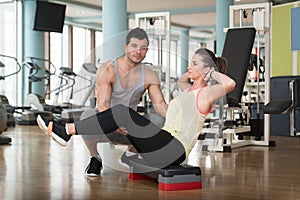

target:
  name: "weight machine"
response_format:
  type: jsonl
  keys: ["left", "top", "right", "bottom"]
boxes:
{"left": 135, "top": 12, "right": 172, "bottom": 105}
{"left": 199, "top": 3, "right": 274, "bottom": 152}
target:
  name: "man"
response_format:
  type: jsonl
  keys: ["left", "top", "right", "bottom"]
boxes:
{"left": 81, "top": 27, "right": 168, "bottom": 176}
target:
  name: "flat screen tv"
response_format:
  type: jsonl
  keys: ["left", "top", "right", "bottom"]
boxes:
{"left": 33, "top": 1, "right": 66, "bottom": 33}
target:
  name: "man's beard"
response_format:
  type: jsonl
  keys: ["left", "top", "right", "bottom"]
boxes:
{"left": 128, "top": 55, "right": 144, "bottom": 65}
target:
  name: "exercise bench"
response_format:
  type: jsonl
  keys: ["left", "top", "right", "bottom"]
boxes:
{"left": 263, "top": 77, "right": 300, "bottom": 136}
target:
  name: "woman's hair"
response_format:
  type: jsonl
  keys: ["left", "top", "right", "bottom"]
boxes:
{"left": 195, "top": 48, "right": 227, "bottom": 73}
{"left": 126, "top": 27, "right": 149, "bottom": 46}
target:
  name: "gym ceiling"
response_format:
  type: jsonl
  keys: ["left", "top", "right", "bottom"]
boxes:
{"left": 50, "top": 0, "right": 299, "bottom": 33}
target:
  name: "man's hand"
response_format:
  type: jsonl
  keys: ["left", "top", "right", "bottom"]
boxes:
{"left": 116, "top": 127, "right": 128, "bottom": 135}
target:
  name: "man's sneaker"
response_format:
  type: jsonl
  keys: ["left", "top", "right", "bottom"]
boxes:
{"left": 37, "top": 115, "right": 71, "bottom": 146}
{"left": 119, "top": 151, "right": 139, "bottom": 169}
{"left": 85, "top": 157, "right": 103, "bottom": 176}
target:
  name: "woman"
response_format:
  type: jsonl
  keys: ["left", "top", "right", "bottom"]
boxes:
{"left": 37, "top": 48, "right": 235, "bottom": 168}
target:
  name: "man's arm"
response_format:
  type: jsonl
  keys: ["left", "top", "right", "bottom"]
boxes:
{"left": 95, "top": 61, "right": 115, "bottom": 112}
{"left": 95, "top": 60, "right": 128, "bottom": 135}
{"left": 145, "top": 67, "right": 168, "bottom": 117}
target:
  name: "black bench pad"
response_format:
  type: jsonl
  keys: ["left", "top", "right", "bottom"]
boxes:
{"left": 263, "top": 100, "right": 292, "bottom": 114}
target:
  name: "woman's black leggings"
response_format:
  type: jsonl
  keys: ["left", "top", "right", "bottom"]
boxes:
{"left": 75, "top": 104, "right": 186, "bottom": 168}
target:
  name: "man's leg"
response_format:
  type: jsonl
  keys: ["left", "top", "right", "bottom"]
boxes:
{"left": 81, "top": 135, "right": 103, "bottom": 176}
{"left": 80, "top": 109, "right": 108, "bottom": 176}
{"left": 143, "top": 113, "right": 165, "bottom": 128}
{"left": 80, "top": 108, "right": 134, "bottom": 176}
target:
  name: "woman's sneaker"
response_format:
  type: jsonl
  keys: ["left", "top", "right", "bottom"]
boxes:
{"left": 37, "top": 115, "right": 71, "bottom": 146}
{"left": 119, "top": 152, "right": 139, "bottom": 169}
{"left": 37, "top": 115, "right": 50, "bottom": 135}
{"left": 51, "top": 122, "right": 72, "bottom": 146}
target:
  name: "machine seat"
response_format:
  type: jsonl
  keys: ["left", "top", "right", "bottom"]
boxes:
{"left": 263, "top": 100, "right": 292, "bottom": 114}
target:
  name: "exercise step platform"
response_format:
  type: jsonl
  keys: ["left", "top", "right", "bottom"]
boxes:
{"left": 128, "top": 159, "right": 202, "bottom": 191}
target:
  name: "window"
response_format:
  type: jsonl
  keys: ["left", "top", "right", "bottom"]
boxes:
{"left": 49, "top": 25, "right": 69, "bottom": 103}
{"left": 73, "top": 27, "right": 91, "bottom": 73}
{"left": 0, "top": 1, "right": 21, "bottom": 106}
{"left": 95, "top": 31, "right": 103, "bottom": 66}
{"left": 49, "top": 26, "right": 95, "bottom": 106}
{"left": 72, "top": 27, "right": 92, "bottom": 105}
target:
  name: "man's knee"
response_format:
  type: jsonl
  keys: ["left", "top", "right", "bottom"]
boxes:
{"left": 111, "top": 105, "right": 133, "bottom": 120}
{"left": 112, "top": 104, "right": 128, "bottom": 111}
{"left": 144, "top": 113, "right": 165, "bottom": 128}
{"left": 80, "top": 108, "right": 97, "bottom": 120}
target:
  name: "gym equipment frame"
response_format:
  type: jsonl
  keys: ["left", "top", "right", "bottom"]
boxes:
{"left": 200, "top": 3, "right": 274, "bottom": 152}
{"left": 135, "top": 12, "right": 171, "bottom": 103}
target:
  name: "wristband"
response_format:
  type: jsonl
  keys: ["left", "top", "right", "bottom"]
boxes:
{"left": 208, "top": 68, "right": 215, "bottom": 79}
{"left": 210, "top": 69, "right": 215, "bottom": 79}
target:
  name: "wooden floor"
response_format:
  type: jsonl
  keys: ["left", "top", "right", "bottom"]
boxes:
{"left": 1, "top": 125, "right": 300, "bottom": 200}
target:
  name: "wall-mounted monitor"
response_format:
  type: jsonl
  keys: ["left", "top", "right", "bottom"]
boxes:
{"left": 33, "top": 1, "right": 66, "bottom": 33}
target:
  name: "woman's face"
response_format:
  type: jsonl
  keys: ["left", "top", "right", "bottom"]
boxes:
{"left": 187, "top": 53, "right": 210, "bottom": 80}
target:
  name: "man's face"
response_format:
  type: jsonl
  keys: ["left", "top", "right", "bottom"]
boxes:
{"left": 125, "top": 38, "right": 148, "bottom": 64}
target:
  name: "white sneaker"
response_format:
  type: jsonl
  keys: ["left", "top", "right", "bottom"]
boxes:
{"left": 37, "top": 115, "right": 71, "bottom": 146}
{"left": 36, "top": 115, "right": 50, "bottom": 136}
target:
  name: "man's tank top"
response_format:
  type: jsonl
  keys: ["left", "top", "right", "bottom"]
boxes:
{"left": 110, "top": 59, "right": 145, "bottom": 111}
{"left": 162, "top": 88, "right": 207, "bottom": 156}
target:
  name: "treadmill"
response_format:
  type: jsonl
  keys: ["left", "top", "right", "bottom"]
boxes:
{"left": 0, "top": 56, "right": 54, "bottom": 125}
{"left": 60, "top": 63, "right": 98, "bottom": 122}
{"left": 22, "top": 58, "right": 96, "bottom": 123}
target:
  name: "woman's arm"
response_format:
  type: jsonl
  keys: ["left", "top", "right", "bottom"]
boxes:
{"left": 197, "top": 70, "right": 236, "bottom": 114}
{"left": 209, "top": 70, "right": 236, "bottom": 96}
{"left": 178, "top": 72, "right": 192, "bottom": 91}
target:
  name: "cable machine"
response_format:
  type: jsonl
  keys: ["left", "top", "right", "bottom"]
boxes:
{"left": 135, "top": 12, "right": 171, "bottom": 104}
{"left": 200, "top": 3, "right": 274, "bottom": 152}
